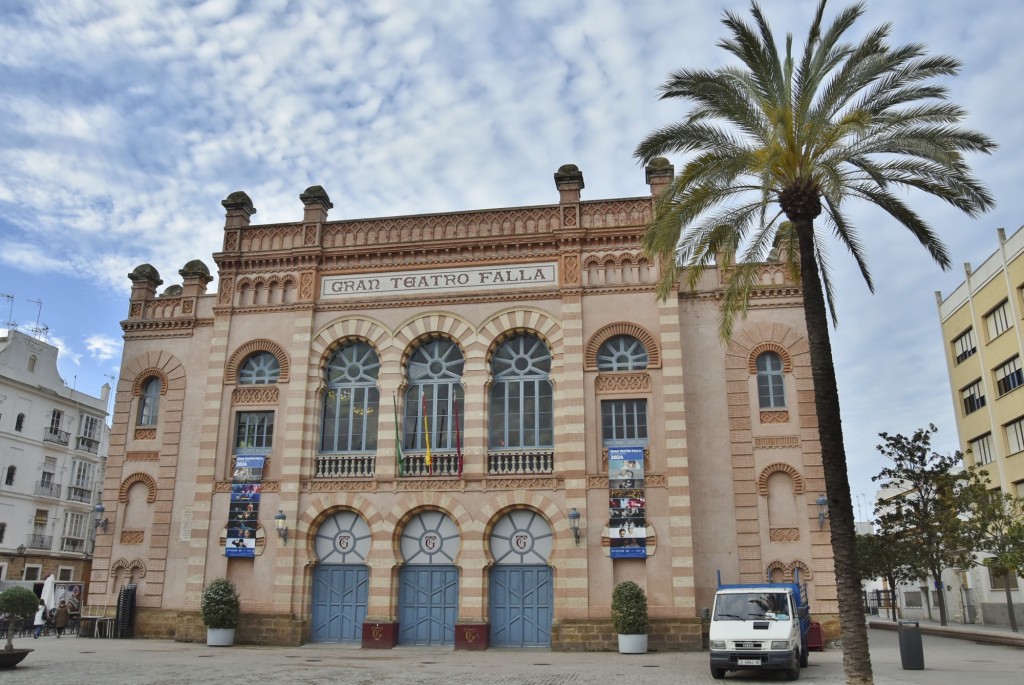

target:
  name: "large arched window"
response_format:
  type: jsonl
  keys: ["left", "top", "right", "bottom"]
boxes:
{"left": 321, "top": 342, "right": 380, "bottom": 452}
{"left": 239, "top": 352, "right": 280, "bottom": 385}
{"left": 404, "top": 339, "right": 464, "bottom": 451}
{"left": 596, "top": 335, "right": 648, "bottom": 371}
{"left": 489, "top": 334, "right": 553, "bottom": 449}
{"left": 137, "top": 377, "right": 161, "bottom": 426}
{"left": 757, "top": 352, "right": 786, "bottom": 408}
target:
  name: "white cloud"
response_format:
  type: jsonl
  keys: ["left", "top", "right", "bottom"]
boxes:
{"left": 85, "top": 334, "right": 122, "bottom": 361}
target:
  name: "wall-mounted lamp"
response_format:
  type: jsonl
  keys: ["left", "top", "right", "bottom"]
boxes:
{"left": 274, "top": 510, "right": 288, "bottom": 544}
{"left": 5, "top": 544, "right": 26, "bottom": 561}
{"left": 816, "top": 494, "right": 829, "bottom": 529}
{"left": 94, "top": 503, "right": 109, "bottom": 533}
{"left": 568, "top": 507, "right": 581, "bottom": 546}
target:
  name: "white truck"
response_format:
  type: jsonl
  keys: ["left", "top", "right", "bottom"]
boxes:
{"left": 708, "top": 578, "right": 811, "bottom": 680}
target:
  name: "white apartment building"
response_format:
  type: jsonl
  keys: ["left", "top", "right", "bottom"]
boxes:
{"left": 0, "top": 329, "right": 109, "bottom": 588}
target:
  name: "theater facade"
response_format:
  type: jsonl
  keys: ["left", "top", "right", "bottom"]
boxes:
{"left": 90, "top": 160, "right": 837, "bottom": 649}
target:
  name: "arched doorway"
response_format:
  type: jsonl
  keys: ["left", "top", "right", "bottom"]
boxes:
{"left": 397, "top": 510, "right": 461, "bottom": 645}
{"left": 310, "top": 510, "right": 371, "bottom": 643}
{"left": 488, "top": 508, "right": 553, "bottom": 647}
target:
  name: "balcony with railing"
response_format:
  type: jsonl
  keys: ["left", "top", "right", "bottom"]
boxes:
{"left": 61, "top": 537, "right": 87, "bottom": 553}
{"left": 76, "top": 436, "right": 100, "bottom": 454}
{"left": 35, "top": 481, "right": 62, "bottom": 498}
{"left": 487, "top": 449, "right": 555, "bottom": 475}
{"left": 314, "top": 453, "right": 376, "bottom": 479}
{"left": 43, "top": 428, "right": 71, "bottom": 446}
{"left": 399, "top": 451, "right": 461, "bottom": 477}
{"left": 66, "top": 486, "right": 93, "bottom": 503}
{"left": 28, "top": 533, "right": 53, "bottom": 550}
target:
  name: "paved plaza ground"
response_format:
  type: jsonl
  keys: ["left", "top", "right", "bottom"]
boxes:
{"left": 3, "top": 624, "right": 1021, "bottom": 685}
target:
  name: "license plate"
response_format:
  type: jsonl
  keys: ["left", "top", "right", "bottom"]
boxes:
{"left": 738, "top": 659, "right": 761, "bottom": 666}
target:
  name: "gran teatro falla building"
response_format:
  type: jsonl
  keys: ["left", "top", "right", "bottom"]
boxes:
{"left": 90, "top": 160, "right": 837, "bottom": 648}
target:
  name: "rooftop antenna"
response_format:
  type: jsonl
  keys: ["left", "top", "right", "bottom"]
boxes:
{"left": 26, "top": 298, "right": 48, "bottom": 341}
{"left": 0, "top": 292, "right": 15, "bottom": 330}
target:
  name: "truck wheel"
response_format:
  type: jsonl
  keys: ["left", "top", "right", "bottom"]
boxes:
{"left": 799, "top": 642, "right": 809, "bottom": 667}
{"left": 710, "top": 666, "right": 726, "bottom": 680}
{"left": 786, "top": 650, "right": 801, "bottom": 681}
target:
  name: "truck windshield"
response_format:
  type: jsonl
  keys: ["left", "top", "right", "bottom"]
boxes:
{"left": 714, "top": 592, "right": 791, "bottom": 621}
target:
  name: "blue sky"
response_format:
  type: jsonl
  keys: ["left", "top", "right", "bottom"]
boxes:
{"left": 2, "top": 0, "right": 1023, "bottom": 516}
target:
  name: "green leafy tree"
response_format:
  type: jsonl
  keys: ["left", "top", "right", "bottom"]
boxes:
{"left": 633, "top": 2, "right": 995, "bottom": 682}
{"left": 856, "top": 531, "right": 911, "bottom": 620}
{"left": 873, "top": 425, "right": 989, "bottom": 627}
{"left": 969, "top": 491, "right": 1024, "bottom": 632}
{"left": 0, "top": 586, "right": 42, "bottom": 650}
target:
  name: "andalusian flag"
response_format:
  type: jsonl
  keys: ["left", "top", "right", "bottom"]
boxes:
{"left": 421, "top": 390, "right": 432, "bottom": 471}
{"left": 393, "top": 394, "right": 403, "bottom": 476}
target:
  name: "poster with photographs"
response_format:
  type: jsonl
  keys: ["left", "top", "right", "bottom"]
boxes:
{"left": 226, "top": 454, "right": 264, "bottom": 557}
{"left": 609, "top": 446, "right": 646, "bottom": 559}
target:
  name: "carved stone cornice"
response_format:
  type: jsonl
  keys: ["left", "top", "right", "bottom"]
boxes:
{"left": 595, "top": 373, "right": 651, "bottom": 394}
{"left": 482, "top": 476, "right": 560, "bottom": 490}
{"left": 301, "top": 480, "right": 377, "bottom": 493}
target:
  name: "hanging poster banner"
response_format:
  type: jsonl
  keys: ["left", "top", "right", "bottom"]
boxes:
{"left": 609, "top": 446, "right": 646, "bottom": 559}
{"left": 226, "top": 454, "right": 264, "bottom": 557}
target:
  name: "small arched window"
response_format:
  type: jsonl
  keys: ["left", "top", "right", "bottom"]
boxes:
{"left": 15, "top": 413, "right": 25, "bottom": 432}
{"left": 4, "top": 465, "right": 15, "bottom": 486}
{"left": 238, "top": 352, "right": 281, "bottom": 385}
{"left": 137, "top": 377, "right": 161, "bottom": 426}
{"left": 756, "top": 352, "right": 786, "bottom": 408}
{"left": 597, "top": 335, "right": 648, "bottom": 371}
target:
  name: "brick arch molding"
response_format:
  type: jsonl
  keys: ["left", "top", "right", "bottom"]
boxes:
{"left": 118, "top": 472, "right": 158, "bottom": 504}
{"left": 224, "top": 339, "right": 291, "bottom": 384}
{"left": 747, "top": 342, "right": 793, "bottom": 374}
{"left": 131, "top": 368, "right": 169, "bottom": 396}
{"left": 585, "top": 322, "right": 662, "bottom": 370}
{"left": 757, "top": 462, "right": 806, "bottom": 496}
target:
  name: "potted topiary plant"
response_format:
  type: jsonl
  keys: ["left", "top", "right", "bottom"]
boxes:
{"left": 0, "top": 586, "right": 40, "bottom": 667}
{"left": 611, "top": 580, "right": 648, "bottom": 654}
{"left": 200, "top": 577, "right": 240, "bottom": 646}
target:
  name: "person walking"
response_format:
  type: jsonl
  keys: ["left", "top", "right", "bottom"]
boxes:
{"left": 33, "top": 600, "right": 46, "bottom": 638}
{"left": 54, "top": 600, "right": 70, "bottom": 638}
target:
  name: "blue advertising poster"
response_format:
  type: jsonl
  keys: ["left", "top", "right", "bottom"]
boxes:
{"left": 609, "top": 446, "right": 646, "bottom": 559}
{"left": 226, "top": 454, "right": 265, "bottom": 558}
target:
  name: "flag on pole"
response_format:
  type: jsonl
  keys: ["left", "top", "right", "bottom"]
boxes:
{"left": 393, "top": 393, "right": 403, "bottom": 476}
{"left": 454, "top": 397, "right": 463, "bottom": 478}
{"left": 421, "top": 390, "right": 432, "bottom": 471}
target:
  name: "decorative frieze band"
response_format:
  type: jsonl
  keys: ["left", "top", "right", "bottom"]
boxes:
{"left": 125, "top": 451, "right": 160, "bottom": 461}
{"left": 232, "top": 386, "right": 280, "bottom": 405}
{"left": 753, "top": 435, "right": 801, "bottom": 449}
{"left": 595, "top": 373, "right": 651, "bottom": 394}
{"left": 120, "top": 530, "right": 145, "bottom": 544}
{"left": 759, "top": 410, "right": 790, "bottom": 424}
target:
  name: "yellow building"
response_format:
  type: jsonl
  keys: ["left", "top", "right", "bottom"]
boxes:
{"left": 89, "top": 161, "right": 836, "bottom": 649}
{"left": 936, "top": 226, "right": 1024, "bottom": 496}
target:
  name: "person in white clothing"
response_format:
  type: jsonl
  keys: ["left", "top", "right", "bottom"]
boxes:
{"left": 33, "top": 601, "right": 47, "bottom": 638}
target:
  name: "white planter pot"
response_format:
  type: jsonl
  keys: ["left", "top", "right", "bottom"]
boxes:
{"left": 206, "top": 628, "right": 235, "bottom": 646}
{"left": 617, "top": 633, "right": 648, "bottom": 654}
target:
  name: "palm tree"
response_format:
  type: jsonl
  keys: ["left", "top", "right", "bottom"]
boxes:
{"left": 634, "top": 2, "right": 995, "bottom": 683}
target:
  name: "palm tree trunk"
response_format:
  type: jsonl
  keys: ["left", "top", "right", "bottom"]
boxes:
{"left": 795, "top": 218, "right": 873, "bottom": 685}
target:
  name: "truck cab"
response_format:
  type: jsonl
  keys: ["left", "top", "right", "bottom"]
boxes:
{"left": 708, "top": 582, "right": 810, "bottom": 680}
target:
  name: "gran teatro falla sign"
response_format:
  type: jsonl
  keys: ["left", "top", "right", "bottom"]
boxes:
{"left": 321, "top": 262, "right": 558, "bottom": 298}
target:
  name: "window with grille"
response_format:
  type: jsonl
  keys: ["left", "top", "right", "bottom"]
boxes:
{"left": 953, "top": 328, "right": 977, "bottom": 364}
{"left": 989, "top": 567, "right": 1019, "bottom": 590}
{"left": 995, "top": 357, "right": 1023, "bottom": 396}
{"left": 137, "top": 376, "right": 161, "bottom": 426}
{"left": 756, "top": 352, "right": 786, "bottom": 408}
{"left": 239, "top": 352, "right": 280, "bottom": 384}
{"left": 985, "top": 300, "right": 1011, "bottom": 340}
{"left": 961, "top": 380, "right": 986, "bottom": 415}
{"left": 596, "top": 335, "right": 648, "bottom": 371}
{"left": 320, "top": 342, "right": 380, "bottom": 453}
{"left": 489, "top": 334, "right": 553, "bottom": 448}
{"left": 1006, "top": 417, "right": 1024, "bottom": 454}
{"left": 404, "top": 339, "right": 464, "bottom": 452}
{"left": 235, "top": 411, "right": 274, "bottom": 450}
{"left": 970, "top": 433, "right": 994, "bottom": 466}
{"left": 601, "top": 399, "right": 648, "bottom": 447}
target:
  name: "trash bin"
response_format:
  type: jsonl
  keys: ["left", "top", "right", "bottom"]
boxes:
{"left": 897, "top": 620, "right": 924, "bottom": 670}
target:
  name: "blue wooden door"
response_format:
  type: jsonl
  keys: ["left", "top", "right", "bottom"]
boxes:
{"left": 311, "top": 564, "right": 368, "bottom": 643}
{"left": 489, "top": 565, "right": 552, "bottom": 647}
{"left": 398, "top": 565, "right": 458, "bottom": 645}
